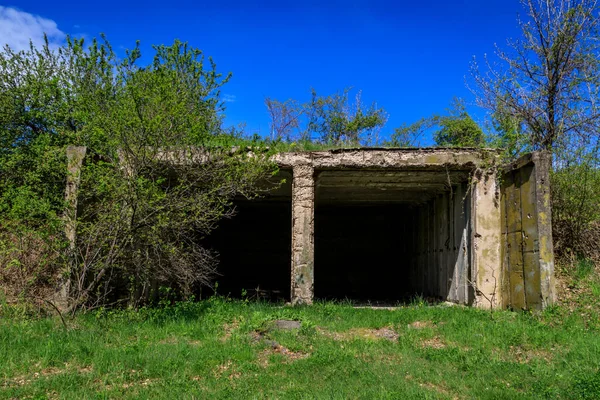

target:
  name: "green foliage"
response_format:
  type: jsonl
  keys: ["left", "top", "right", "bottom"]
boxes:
{"left": 388, "top": 118, "right": 433, "bottom": 147}
{"left": 470, "top": 0, "right": 600, "bottom": 152}
{"left": 551, "top": 161, "right": 600, "bottom": 262}
{"left": 265, "top": 88, "right": 387, "bottom": 146}
{"left": 468, "top": 1, "right": 600, "bottom": 265}
{"left": 307, "top": 88, "right": 387, "bottom": 145}
{"left": 573, "top": 370, "right": 600, "bottom": 399}
{"left": 488, "top": 100, "right": 531, "bottom": 161}
{"left": 0, "top": 36, "right": 275, "bottom": 309}
{"left": 432, "top": 99, "right": 485, "bottom": 147}
{"left": 389, "top": 98, "right": 485, "bottom": 148}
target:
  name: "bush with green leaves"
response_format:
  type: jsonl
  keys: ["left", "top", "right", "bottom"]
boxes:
{"left": 0, "top": 36, "right": 275, "bottom": 311}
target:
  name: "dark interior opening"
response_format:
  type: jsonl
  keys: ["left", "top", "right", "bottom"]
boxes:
{"left": 314, "top": 204, "right": 415, "bottom": 301}
{"left": 203, "top": 171, "right": 292, "bottom": 301}
{"left": 314, "top": 169, "right": 472, "bottom": 304}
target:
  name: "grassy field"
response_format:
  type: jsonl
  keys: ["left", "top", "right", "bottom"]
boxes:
{"left": 2, "top": 261, "right": 600, "bottom": 400}
{"left": 2, "top": 289, "right": 600, "bottom": 400}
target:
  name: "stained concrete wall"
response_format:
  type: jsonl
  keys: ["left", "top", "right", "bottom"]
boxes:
{"left": 408, "top": 183, "right": 472, "bottom": 303}
{"left": 282, "top": 149, "right": 503, "bottom": 307}
{"left": 471, "top": 167, "right": 503, "bottom": 309}
{"left": 500, "top": 152, "right": 555, "bottom": 310}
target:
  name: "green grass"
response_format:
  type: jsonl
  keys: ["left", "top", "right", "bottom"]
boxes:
{"left": 1, "top": 297, "right": 600, "bottom": 400}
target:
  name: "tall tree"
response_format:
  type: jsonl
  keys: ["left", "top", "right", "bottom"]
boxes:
{"left": 470, "top": 0, "right": 600, "bottom": 152}
{"left": 265, "top": 88, "right": 387, "bottom": 146}
{"left": 470, "top": 0, "right": 600, "bottom": 261}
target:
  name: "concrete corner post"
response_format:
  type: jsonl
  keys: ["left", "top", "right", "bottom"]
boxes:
{"left": 471, "top": 167, "right": 503, "bottom": 309}
{"left": 290, "top": 165, "right": 315, "bottom": 305}
{"left": 532, "top": 152, "right": 556, "bottom": 308}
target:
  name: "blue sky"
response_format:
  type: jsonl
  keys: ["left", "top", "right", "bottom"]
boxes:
{"left": 2, "top": 1, "right": 524, "bottom": 141}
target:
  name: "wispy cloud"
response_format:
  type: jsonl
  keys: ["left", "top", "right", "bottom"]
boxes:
{"left": 0, "top": 6, "right": 65, "bottom": 52}
{"left": 223, "top": 94, "right": 237, "bottom": 103}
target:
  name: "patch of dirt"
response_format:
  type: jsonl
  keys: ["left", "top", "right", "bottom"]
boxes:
{"left": 256, "top": 345, "right": 310, "bottom": 368}
{"left": 220, "top": 318, "right": 240, "bottom": 342}
{"left": 250, "top": 330, "right": 310, "bottom": 367}
{"left": 419, "top": 381, "right": 460, "bottom": 399}
{"left": 408, "top": 320, "right": 435, "bottom": 329}
{"left": 421, "top": 336, "right": 446, "bottom": 349}
{"left": 405, "top": 374, "right": 461, "bottom": 400}
{"left": 508, "top": 345, "right": 554, "bottom": 364}
{"left": 213, "top": 360, "right": 242, "bottom": 381}
{"left": 359, "top": 352, "right": 403, "bottom": 365}
{"left": 158, "top": 336, "right": 178, "bottom": 344}
{"left": 2, "top": 363, "right": 93, "bottom": 388}
{"left": 121, "top": 378, "right": 156, "bottom": 389}
{"left": 316, "top": 327, "right": 399, "bottom": 341}
{"left": 78, "top": 365, "right": 94, "bottom": 374}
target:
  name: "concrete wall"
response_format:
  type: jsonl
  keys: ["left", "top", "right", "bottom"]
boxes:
{"left": 500, "top": 152, "right": 555, "bottom": 310}
{"left": 408, "top": 183, "right": 472, "bottom": 304}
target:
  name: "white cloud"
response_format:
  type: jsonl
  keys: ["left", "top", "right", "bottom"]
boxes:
{"left": 223, "top": 94, "right": 236, "bottom": 103}
{"left": 0, "top": 6, "right": 65, "bottom": 52}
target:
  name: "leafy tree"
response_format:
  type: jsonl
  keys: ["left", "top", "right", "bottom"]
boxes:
{"left": 0, "top": 37, "right": 274, "bottom": 310}
{"left": 432, "top": 99, "right": 485, "bottom": 147}
{"left": 388, "top": 98, "right": 484, "bottom": 148}
{"left": 265, "top": 88, "right": 387, "bottom": 146}
{"left": 388, "top": 117, "right": 434, "bottom": 147}
{"left": 470, "top": 0, "right": 600, "bottom": 261}
{"left": 470, "top": 0, "right": 600, "bottom": 152}
{"left": 307, "top": 88, "right": 387, "bottom": 145}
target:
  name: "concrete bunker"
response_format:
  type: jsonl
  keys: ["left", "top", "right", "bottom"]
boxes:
{"left": 64, "top": 147, "right": 556, "bottom": 310}
{"left": 275, "top": 148, "right": 556, "bottom": 310}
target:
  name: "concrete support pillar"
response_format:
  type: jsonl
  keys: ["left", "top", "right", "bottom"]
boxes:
{"left": 58, "top": 145, "right": 87, "bottom": 309}
{"left": 471, "top": 168, "right": 502, "bottom": 309}
{"left": 290, "top": 165, "right": 315, "bottom": 305}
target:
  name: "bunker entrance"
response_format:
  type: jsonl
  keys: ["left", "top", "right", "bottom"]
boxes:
{"left": 204, "top": 170, "right": 292, "bottom": 301}
{"left": 314, "top": 169, "right": 473, "bottom": 304}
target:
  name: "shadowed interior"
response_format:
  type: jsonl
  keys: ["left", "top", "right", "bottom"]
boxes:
{"left": 314, "top": 169, "right": 472, "bottom": 303}
{"left": 204, "top": 171, "right": 292, "bottom": 301}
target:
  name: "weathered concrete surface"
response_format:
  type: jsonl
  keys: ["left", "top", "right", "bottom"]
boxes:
{"left": 58, "top": 146, "right": 87, "bottom": 309}
{"left": 290, "top": 165, "right": 315, "bottom": 305}
{"left": 275, "top": 148, "right": 495, "bottom": 170}
{"left": 500, "top": 152, "right": 555, "bottom": 310}
{"left": 471, "top": 167, "right": 503, "bottom": 309}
